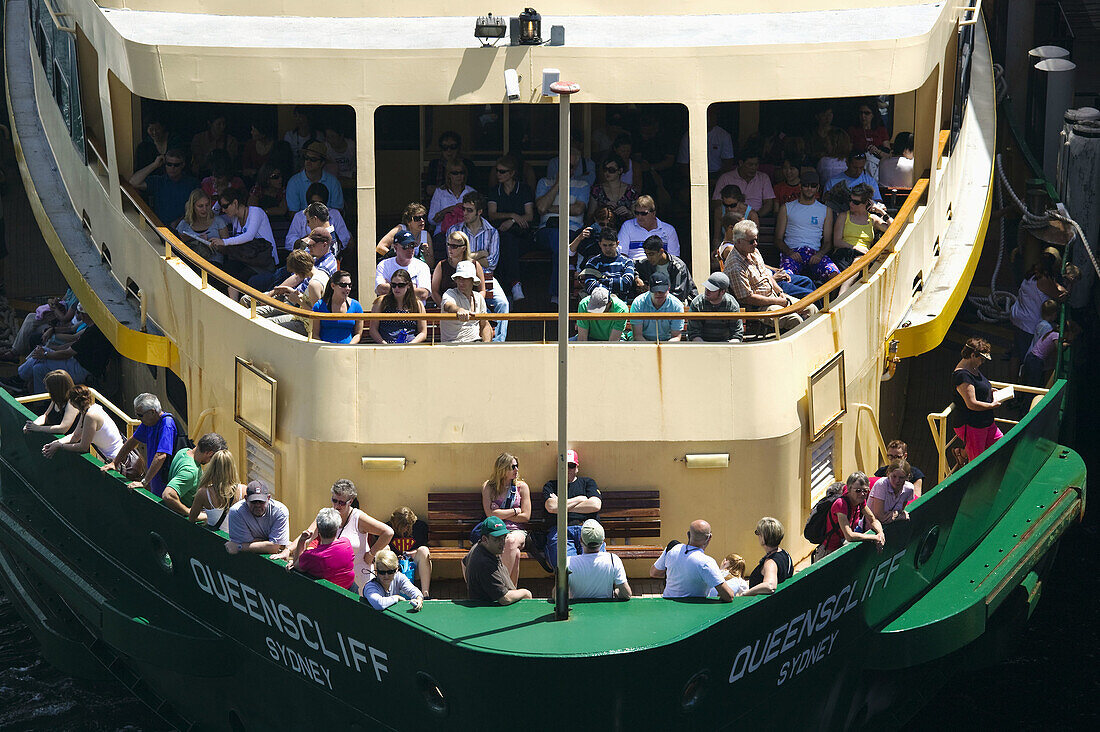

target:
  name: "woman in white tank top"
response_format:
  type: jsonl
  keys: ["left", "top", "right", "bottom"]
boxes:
{"left": 189, "top": 450, "right": 245, "bottom": 531}
{"left": 40, "top": 385, "right": 126, "bottom": 462}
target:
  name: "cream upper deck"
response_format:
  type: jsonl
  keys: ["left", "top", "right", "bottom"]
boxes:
{"left": 99, "top": 6, "right": 944, "bottom": 50}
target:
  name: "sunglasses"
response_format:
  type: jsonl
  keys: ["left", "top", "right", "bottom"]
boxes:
{"left": 397, "top": 242, "right": 416, "bottom": 250}
{"left": 448, "top": 171, "right": 466, "bottom": 176}
{"left": 335, "top": 281, "right": 353, "bottom": 289}
{"left": 165, "top": 161, "right": 184, "bottom": 168}
{"left": 446, "top": 242, "right": 465, "bottom": 250}
{"left": 511, "top": 462, "right": 519, "bottom": 470}
{"left": 850, "top": 199, "right": 867, "bottom": 205}
{"left": 376, "top": 568, "right": 397, "bottom": 576}
{"left": 604, "top": 167, "right": 620, "bottom": 174}
{"left": 304, "top": 155, "right": 324, "bottom": 163}
{"left": 411, "top": 215, "right": 426, "bottom": 222}
{"left": 269, "top": 172, "right": 283, "bottom": 179}
{"left": 331, "top": 496, "right": 349, "bottom": 507}
{"left": 496, "top": 168, "right": 512, "bottom": 175}
{"left": 440, "top": 143, "right": 458, "bottom": 151}
{"left": 634, "top": 209, "right": 654, "bottom": 215}
{"left": 391, "top": 282, "right": 410, "bottom": 289}
{"left": 802, "top": 182, "right": 818, "bottom": 188}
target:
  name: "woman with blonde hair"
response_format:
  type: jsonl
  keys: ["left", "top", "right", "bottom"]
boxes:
{"left": 176, "top": 189, "right": 227, "bottom": 260}
{"left": 23, "top": 369, "right": 77, "bottom": 435}
{"left": 430, "top": 230, "right": 486, "bottom": 306}
{"left": 188, "top": 449, "right": 244, "bottom": 531}
{"left": 362, "top": 548, "right": 423, "bottom": 611}
{"left": 743, "top": 516, "right": 795, "bottom": 596}
{"left": 387, "top": 506, "right": 432, "bottom": 597}
{"left": 480, "top": 452, "right": 532, "bottom": 585}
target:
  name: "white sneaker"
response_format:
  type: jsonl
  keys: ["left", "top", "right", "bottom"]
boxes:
{"left": 511, "top": 282, "right": 526, "bottom": 302}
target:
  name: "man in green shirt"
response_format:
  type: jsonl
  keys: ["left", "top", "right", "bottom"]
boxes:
{"left": 161, "top": 432, "right": 228, "bottom": 516}
{"left": 576, "top": 287, "right": 628, "bottom": 342}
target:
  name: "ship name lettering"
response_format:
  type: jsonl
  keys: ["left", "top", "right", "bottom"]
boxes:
{"left": 728, "top": 549, "right": 906, "bottom": 686}
{"left": 191, "top": 558, "right": 387, "bottom": 684}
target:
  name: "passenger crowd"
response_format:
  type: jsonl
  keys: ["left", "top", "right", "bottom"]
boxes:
{"left": 121, "top": 100, "right": 915, "bottom": 344}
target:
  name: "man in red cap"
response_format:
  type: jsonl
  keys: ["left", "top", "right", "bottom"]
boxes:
{"left": 542, "top": 449, "right": 603, "bottom": 563}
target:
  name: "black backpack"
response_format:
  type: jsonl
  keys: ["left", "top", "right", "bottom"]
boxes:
{"left": 154, "top": 412, "right": 193, "bottom": 486}
{"left": 803, "top": 483, "right": 845, "bottom": 544}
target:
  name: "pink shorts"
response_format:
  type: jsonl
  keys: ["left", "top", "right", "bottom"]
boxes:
{"left": 954, "top": 424, "right": 1003, "bottom": 460}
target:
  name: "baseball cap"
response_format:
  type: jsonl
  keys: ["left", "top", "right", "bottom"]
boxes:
{"left": 587, "top": 287, "right": 610, "bottom": 313}
{"left": 580, "top": 519, "right": 605, "bottom": 547}
{"left": 703, "top": 272, "right": 730, "bottom": 293}
{"left": 566, "top": 449, "right": 579, "bottom": 466}
{"left": 480, "top": 516, "right": 510, "bottom": 537}
{"left": 394, "top": 230, "right": 416, "bottom": 249}
{"left": 800, "top": 169, "right": 820, "bottom": 186}
{"left": 648, "top": 272, "right": 670, "bottom": 293}
{"left": 303, "top": 140, "right": 328, "bottom": 160}
{"left": 245, "top": 481, "right": 271, "bottom": 503}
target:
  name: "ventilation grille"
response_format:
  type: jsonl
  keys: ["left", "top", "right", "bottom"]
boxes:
{"left": 809, "top": 431, "right": 838, "bottom": 505}
{"left": 243, "top": 432, "right": 277, "bottom": 493}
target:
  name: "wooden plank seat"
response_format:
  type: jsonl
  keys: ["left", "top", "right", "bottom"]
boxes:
{"left": 427, "top": 490, "right": 663, "bottom": 564}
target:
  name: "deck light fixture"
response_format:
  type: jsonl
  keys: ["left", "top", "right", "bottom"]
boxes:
{"left": 474, "top": 14, "right": 507, "bottom": 46}
{"left": 681, "top": 453, "right": 730, "bottom": 469}
{"left": 361, "top": 457, "right": 408, "bottom": 471}
{"left": 518, "top": 7, "right": 542, "bottom": 45}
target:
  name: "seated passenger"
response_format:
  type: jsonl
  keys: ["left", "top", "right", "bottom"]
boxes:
{"left": 423, "top": 130, "right": 475, "bottom": 201}
{"left": 847, "top": 100, "right": 890, "bottom": 156}
{"left": 129, "top": 148, "right": 198, "bottom": 225}
{"left": 191, "top": 114, "right": 239, "bottom": 177}
{"left": 742, "top": 516, "right": 794, "bottom": 596}
{"left": 725, "top": 220, "right": 818, "bottom": 332}
{"left": 580, "top": 228, "right": 636, "bottom": 301}
{"left": 200, "top": 149, "right": 246, "bottom": 203}
{"left": 649, "top": 520, "right": 735, "bottom": 602}
{"left": 630, "top": 273, "right": 685, "bottom": 342}
{"left": 710, "top": 184, "right": 759, "bottom": 253}
{"left": 286, "top": 141, "right": 344, "bottom": 212}
{"left": 285, "top": 196, "right": 353, "bottom": 262}
{"left": 431, "top": 231, "right": 488, "bottom": 307}
{"left": 560, "top": 519, "right": 632, "bottom": 601}
{"left": 545, "top": 141, "right": 597, "bottom": 187}
{"left": 447, "top": 193, "right": 509, "bottom": 341}
{"left": 462, "top": 517, "right": 534, "bottom": 605}
{"left": 868, "top": 458, "right": 915, "bottom": 525}
{"left": 676, "top": 107, "right": 735, "bottom": 178}
{"left": 687, "top": 272, "right": 743, "bottom": 343}
{"left": 376, "top": 231, "right": 432, "bottom": 303}
{"left": 878, "top": 132, "right": 915, "bottom": 189}
{"left": 812, "top": 472, "right": 885, "bottom": 562}
{"left": 771, "top": 158, "right": 804, "bottom": 206}
{"left": 588, "top": 153, "right": 637, "bottom": 229}
{"left": 576, "top": 286, "right": 628, "bottom": 343}
{"left": 188, "top": 449, "right": 245, "bottom": 531}
{"left": 289, "top": 507, "right": 355, "bottom": 590}
{"left": 100, "top": 393, "right": 178, "bottom": 496}
{"left": 486, "top": 154, "right": 535, "bottom": 302}
{"left": 311, "top": 271, "right": 364, "bottom": 344}
{"left": 387, "top": 507, "right": 432, "bottom": 597}
{"left": 482, "top": 452, "right": 534, "bottom": 585}
{"left": 825, "top": 152, "right": 883, "bottom": 202}
{"left": 242, "top": 122, "right": 276, "bottom": 180}
{"left": 711, "top": 147, "right": 776, "bottom": 217}
{"left": 617, "top": 195, "right": 680, "bottom": 262}
{"left": 160, "top": 432, "right": 229, "bottom": 518}
{"left": 535, "top": 144, "right": 591, "bottom": 301}
{"left": 362, "top": 548, "right": 423, "bottom": 611}
{"left": 874, "top": 439, "right": 924, "bottom": 495}
{"left": 635, "top": 235, "right": 697, "bottom": 303}
{"left": 369, "top": 269, "right": 427, "bottom": 344}
{"left": 133, "top": 117, "right": 183, "bottom": 172}
{"left": 376, "top": 202, "right": 433, "bottom": 268}
{"left": 713, "top": 554, "right": 749, "bottom": 597}
{"left": 23, "top": 369, "right": 77, "bottom": 436}
{"left": 0, "top": 292, "right": 76, "bottom": 364}
{"left": 543, "top": 449, "right": 601, "bottom": 560}
{"left": 176, "top": 190, "right": 227, "bottom": 261}
{"left": 211, "top": 188, "right": 278, "bottom": 293}
{"left": 284, "top": 105, "right": 323, "bottom": 169}
{"left": 571, "top": 206, "right": 613, "bottom": 264}
{"left": 830, "top": 183, "right": 891, "bottom": 270}
{"left": 428, "top": 163, "right": 475, "bottom": 240}
{"left": 225, "top": 481, "right": 290, "bottom": 556}
{"left": 816, "top": 128, "right": 852, "bottom": 186}
{"left": 440, "top": 261, "right": 491, "bottom": 343}
{"left": 323, "top": 123, "right": 356, "bottom": 190}
{"left": 41, "top": 385, "right": 136, "bottom": 472}
{"left": 7, "top": 305, "right": 114, "bottom": 396}
{"left": 252, "top": 248, "right": 329, "bottom": 336}
{"left": 776, "top": 170, "right": 841, "bottom": 283}
{"left": 248, "top": 162, "right": 290, "bottom": 246}
{"left": 716, "top": 214, "right": 815, "bottom": 302}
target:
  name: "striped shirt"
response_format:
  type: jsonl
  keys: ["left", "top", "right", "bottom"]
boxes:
{"left": 449, "top": 218, "right": 500, "bottom": 272}
{"left": 724, "top": 247, "right": 780, "bottom": 306}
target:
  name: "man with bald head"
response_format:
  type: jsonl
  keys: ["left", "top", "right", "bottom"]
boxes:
{"left": 649, "top": 519, "right": 735, "bottom": 601}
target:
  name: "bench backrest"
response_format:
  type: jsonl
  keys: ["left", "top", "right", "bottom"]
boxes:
{"left": 428, "top": 490, "right": 660, "bottom": 545}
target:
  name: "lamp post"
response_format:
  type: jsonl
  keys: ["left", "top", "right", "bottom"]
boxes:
{"left": 550, "top": 79, "right": 579, "bottom": 622}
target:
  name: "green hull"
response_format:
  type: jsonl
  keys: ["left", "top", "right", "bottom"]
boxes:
{"left": 0, "top": 384, "right": 1084, "bottom": 730}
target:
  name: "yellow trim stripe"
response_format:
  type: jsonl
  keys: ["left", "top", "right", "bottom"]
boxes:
{"left": 4, "top": 69, "right": 178, "bottom": 371}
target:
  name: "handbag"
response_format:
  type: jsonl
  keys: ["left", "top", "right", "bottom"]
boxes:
{"left": 222, "top": 239, "right": 275, "bottom": 269}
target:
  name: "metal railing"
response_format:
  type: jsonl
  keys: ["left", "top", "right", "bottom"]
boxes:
{"left": 89, "top": 131, "right": 941, "bottom": 343}
{"left": 926, "top": 380, "right": 1050, "bottom": 482}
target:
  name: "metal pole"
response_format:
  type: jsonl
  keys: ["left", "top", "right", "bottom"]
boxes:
{"left": 551, "top": 80, "right": 579, "bottom": 621}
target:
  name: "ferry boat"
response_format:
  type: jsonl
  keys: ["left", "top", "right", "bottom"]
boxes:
{"left": 0, "top": 0, "right": 1087, "bottom": 729}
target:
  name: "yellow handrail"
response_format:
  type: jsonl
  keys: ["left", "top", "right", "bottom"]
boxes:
{"left": 17, "top": 387, "right": 142, "bottom": 438}
{"left": 852, "top": 402, "right": 888, "bottom": 475}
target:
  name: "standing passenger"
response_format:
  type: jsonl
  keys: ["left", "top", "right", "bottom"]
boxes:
{"left": 813, "top": 472, "right": 885, "bottom": 562}
{"left": 951, "top": 337, "right": 1004, "bottom": 462}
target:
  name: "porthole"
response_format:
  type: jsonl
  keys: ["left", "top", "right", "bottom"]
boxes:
{"left": 680, "top": 670, "right": 710, "bottom": 711}
{"left": 149, "top": 532, "right": 173, "bottom": 575}
{"left": 915, "top": 525, "right": 940, "bottom": 568}
{"left": 416, "top": 671, "right": 448, "bottom": 717}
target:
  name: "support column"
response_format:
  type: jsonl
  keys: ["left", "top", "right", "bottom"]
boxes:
{"left": 98, "top": 62, "right": 122, "bottom": 208}
{"left": 355, "top": 106, "right": 377, "bottom": 285}
{"left": 686, "top": 102, "right": 712, "bottom": 285}
{"left": 913, "top": 65, "right": 942, "bottom": 189}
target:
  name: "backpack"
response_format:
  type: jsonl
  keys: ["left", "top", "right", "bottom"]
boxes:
{"left": 803, "top": 483, "right": 845, "bottom": 544}
{"left": 154, "top": 412, "right": 193, "bottom": 486}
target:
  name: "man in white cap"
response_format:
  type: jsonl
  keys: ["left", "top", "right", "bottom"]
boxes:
{"left": 687, "top": 272, "right": 744, "bottom": 342}
{"left": 543, "top": 449, "right": 602, "bottom": 561}
{"left": 441, "top": 260, "right": 491, "bottom": 343}
{"left": 559, "top": 519, "right": 632, "bottom": 601}
{"left": 225, "top": 481, "right": 290, "bottom": 556}
{"left": 575, "top": 286, "right": 628, "bottom": 342}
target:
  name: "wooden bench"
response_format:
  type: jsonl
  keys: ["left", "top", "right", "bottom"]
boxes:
{"left": 427, "top": 490, "right": 664, "bottom": 565}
